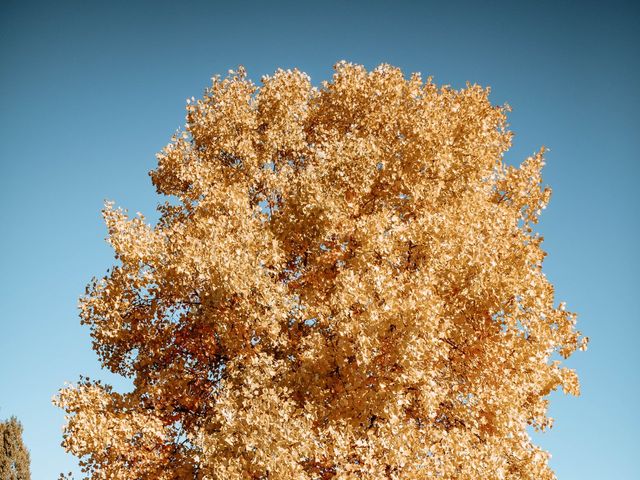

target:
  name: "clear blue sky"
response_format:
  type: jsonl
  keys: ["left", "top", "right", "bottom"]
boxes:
{"left": 1, "top": 0, "right": 637, "bottom": 478}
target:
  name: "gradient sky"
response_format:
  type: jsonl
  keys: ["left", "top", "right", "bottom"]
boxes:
{"left": 1, "top": 1, "right": 638, "bottom": 478}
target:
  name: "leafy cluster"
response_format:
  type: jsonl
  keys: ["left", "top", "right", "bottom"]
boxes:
{"left": 1, "top": 416, "right": 31, "bottom": 480}
{"left": 55, "top": 62, "right": 586, "bottom": 479}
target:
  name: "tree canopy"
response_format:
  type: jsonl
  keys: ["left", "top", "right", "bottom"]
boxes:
{"left": 1, "top": 416, "right": 31, "bottom": 480}
{"left": 55, "top": 62, "right": 586, "bottom": 479}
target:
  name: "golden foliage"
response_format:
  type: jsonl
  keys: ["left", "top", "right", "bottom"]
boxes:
{"left": 55, "top": 62, "right": 586, "bottom": 479}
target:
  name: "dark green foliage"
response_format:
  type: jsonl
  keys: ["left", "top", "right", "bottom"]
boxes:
{"left": 0, "top": 417, "right": 30, "bottom": 480}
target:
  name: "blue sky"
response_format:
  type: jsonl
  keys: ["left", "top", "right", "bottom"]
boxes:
{"left": 0, "top": 0, "right": 638, "bottom": 478}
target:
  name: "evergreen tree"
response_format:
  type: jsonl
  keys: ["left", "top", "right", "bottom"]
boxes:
{"left": 0, "top": 416, "right": 30, "bottom": 480}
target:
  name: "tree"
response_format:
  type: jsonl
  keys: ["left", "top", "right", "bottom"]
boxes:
{"left": 55, "top": 62, "right": 587, "bottom": 479}
{"left": 1, "top": 416, "right": 31, "bottom": 480}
